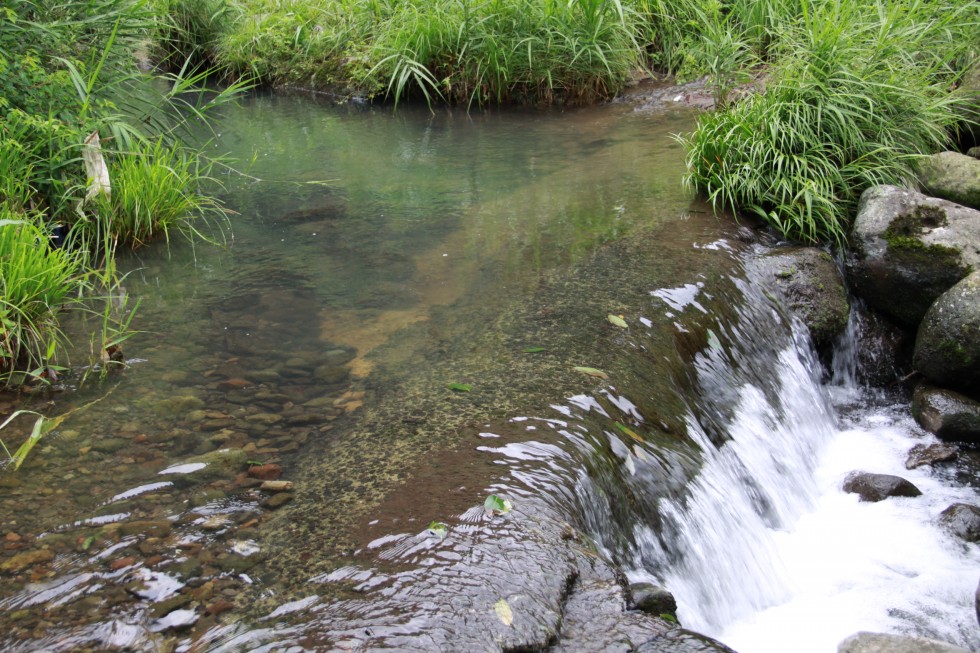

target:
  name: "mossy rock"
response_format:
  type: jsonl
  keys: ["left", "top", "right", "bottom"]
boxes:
{"left": 752, "top": 247, "right": 849, "bottom": 349}
{"left": 846, "top": 185, "right": 979, "bottom": 327}
{"left": 917, "top": 151, "right": 980, "bottom": 211}
{"left": 913, "top": 271, "right": 980, "bottom": 395}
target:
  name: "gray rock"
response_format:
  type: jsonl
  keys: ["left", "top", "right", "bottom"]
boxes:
{"left": 838, "top": 631, "right": 971, "bottom": 653}
{"left": 630, "top": 582, "right": 678, "bottom": 617}
{"left": 913, "top": 272, "right": 980, "bottom": 394}
{"left": 912, "top": 384, "right": 980, "bottom": 443}
{"left": 846, "top": 185, "right": 979, "bottom": 327}
{"left": 968, "top": 147, "right": 980, "bottom": 160}
{"left": 842, "top": 471, "right": 922, "bottom": 502}
{"left": 918, "top": 151, "right": 980, "bottom": 210}
{"left": 314, "top": 364, "right": 350, "bottom": 385}
{"left": 753, "top": 247, "right": 850, "bottom": 348}
{"left": 939, "top": 503, "right": 980, "bottom": 543}
{"left": 905, "top": 442, "right": 958, "bottom": 470}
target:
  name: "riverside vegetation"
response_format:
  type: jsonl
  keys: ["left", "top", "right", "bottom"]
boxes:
{"left": 1, "top": 0, "right": 976, "bottom": 462}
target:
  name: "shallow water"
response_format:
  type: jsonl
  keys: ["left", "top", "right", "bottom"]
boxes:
{"left": 0, "top": 92, "right": 723, "bottom": 650}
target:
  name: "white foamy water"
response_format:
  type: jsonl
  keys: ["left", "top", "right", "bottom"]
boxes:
{"left": 713, "top": 405, "right": 980, "bottom": 653}
{"left": 654, "top": 326, "right": 980, "bottom": 653}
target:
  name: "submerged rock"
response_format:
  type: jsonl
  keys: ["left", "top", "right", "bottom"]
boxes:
{"left": 838, "top": 631, "right": 972, "bottom": 653}
{"left": 917, "top": 151, "right": 980, "bottom": 211}
{"left": 842, "top": 471, "right": 922, "bottom": 502}
{"left": 846, "top": 186, "right": 979, "bottom": 328}
{"left": 753, "top": 247, "right": 849, "bottom": 349}
{"left": 913, "top": 271, "right": 980, "bottom": 395}
{"left": 939, "top": 503, "right": 980, "bottom": 543}
{"left": 912, "top": 384, "right": 980, "bottom": 443}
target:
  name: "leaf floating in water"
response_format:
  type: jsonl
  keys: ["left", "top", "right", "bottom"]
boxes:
{"left": 484, "top": 494, "right": 512, "bottom": 516}
{"left": 82, "top": 535, "right": 96, "bottom": 551}
{"left": 447, "top": 383, "right": 472, "bottom": 393}
{"left": 607, "top": 314, "right": 628, "bottom": 329}
{"left": 523, "top": 346, "right": 547, "bottom": 353}
{"left": 573, "top": 366, "right": 609, "bottom": 380}
{"left": 495, "top": 598, "right": 514, "bottom": 626}
{"left": 615, "top": 421, "right": 643, "bottom": 443}
{"left": 426, "top": 521, "right": 448, "bottom": 540}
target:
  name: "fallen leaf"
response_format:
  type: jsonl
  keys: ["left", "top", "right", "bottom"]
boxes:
{"left": 523, "top": 346, "right": 547, "bottom": 353}
{"left": 426, "top": 521, "right": 448, "bottom": 540}
{"left": 607, "top": 314, "right": 628, "bottom": 328}
{"left": 447, "top": 383, "right": 472, "bottom": 392}
{"left": 484, "top": 494, "right": 512, "bottom": 516}
{"left": 615, "top": 422, "right": 643, "bottom": 443}
{"left": 495, "top": 598, "right": 514, "bottom": 626}
{"left": 573, "top": 366, "right": 609, "bottom": 380}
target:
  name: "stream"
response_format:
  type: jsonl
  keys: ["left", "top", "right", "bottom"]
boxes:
{"left": 0, "top": 89, "right": 977, "bottom": 652}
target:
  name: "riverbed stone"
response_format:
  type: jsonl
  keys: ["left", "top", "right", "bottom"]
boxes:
{"left": 939, "top": 503, "right": 980, "bottom": 543}
{"left": 846, "top": 185, "right": 980, "bottom": 328}
{"left": 842, "top": 471, "right": 922, "bottom": 502}
{"left": 905, "top": 442, "right": 958, "bottom": 470}
{"left": 838, "top": 631, "right": 972, "bottom": 653}
{"left": 917, "top": 151, "right": 980, "bottom": 211}
{"left": 913, "top": 271, "right": 980, "bottom": 395}
{"left": 0, "top": 548, "right": 54, "bottom": 573}
{"left": 159, "top": 448, "right": 248, "bottom": 486}
{"left": 912, "top": 384, "right": 980, "bottom": 443}
{"left": 630, "top": 582, "right": 678, "bottom": 618}
{"left": 753, "top": 247, "right": 850, "bottom": 348}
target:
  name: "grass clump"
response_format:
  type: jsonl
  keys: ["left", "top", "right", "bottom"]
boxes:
{"left": 680, "top": 0, "right": 977, "bottom": 245}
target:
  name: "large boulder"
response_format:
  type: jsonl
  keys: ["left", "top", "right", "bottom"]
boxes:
{"left": 939, "top": 503, "right": 980, "bottom": 543}
{"left": 917, "top": 152, "right": 980, "bottom": 211}
{"left": 752, "top": 247, "right": 850, "bottom": 349}
{"left": 913, "top": 271, "right": 980, "bottom": 395}
{"left": 912, "top": 384, "right": 980, "bottom": 443}
{"left": 846, "top": 186, "right": 979, "bottom": 328}
{"left": 838, "top": 631, "right": 972, "bottom": 653}
{"left": 842, "top": 471, "right": 922, "bottom": 502}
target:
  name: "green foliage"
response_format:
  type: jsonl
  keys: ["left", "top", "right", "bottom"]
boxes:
{"left": 0, "top": 213, "right": 83, "bottom": 382}
{"left": 84, "top": 138, "right": 227, "bottom": 249}
{"left": 680, "top": 0, "right": 977, "bottom": 245}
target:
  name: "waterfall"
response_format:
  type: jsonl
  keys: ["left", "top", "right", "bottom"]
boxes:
{"left": 628, "top": 284, "right": 980, "bottom": 652}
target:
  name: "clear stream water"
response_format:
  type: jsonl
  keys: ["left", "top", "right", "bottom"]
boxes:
{"left": 0, "top": 92, "right": 977, "bottom": 652}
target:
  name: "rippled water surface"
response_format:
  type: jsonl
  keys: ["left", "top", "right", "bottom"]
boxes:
{"left": 0, "top": 93, "right": 725, "bottom": 650}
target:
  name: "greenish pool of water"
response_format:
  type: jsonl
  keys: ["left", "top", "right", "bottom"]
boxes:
{"left": 0, "top": 93, "right": 734, "bottom": 650}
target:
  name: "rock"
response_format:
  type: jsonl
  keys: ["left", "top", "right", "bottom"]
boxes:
{"left": 630, "top": 582, "right": 678, "bottom": 617}
{"left": 117, "top": 520, "right": 173, "bottom": 538}
{"left": 939, "top": 503, "right": 980, "bottom": 543}
{"left": 913, "top": 272, "right": 980, "bottom": 395}
{"left": 92, "top": 437, "right": 130, "bottom": 454}
{"left": 905, "top": 442, "right": 958, "bottom": 469}
{"left": 247, "top": 464, "right": 282, "bottom": 480}
{"left": 206, "top": 599, "right": 234, "bottom": 616}
{"left": 261, "top": 492, "right": 293, "bottom": 510}
{"left": 912, "top": 384, "right": 980, "bottom": 443}
{"left": 158, "top": 448, "right": 248, "bottom": 486}
{"left": 314, "top": 364, "right": 349, "bottom": 385}
{"left": 968, "top": 147, "right": 980, "bottom": 160}
{"left": 917, "top": 151, "right": 980, "bottom": 210}
{"left": 217, "top": 378, "right": 252, "bottom": 391}
{"left": 153, "top": 395, "right": 206, "bottom": 416}
{"left": 260, "top": 480, "right": 294, "bottom": 492}
{"left": 846, "top": 185, "right": 980, "bottom": 327}
{"left": 753, "top": 247, "right": 850, "bottom": 348}
{"left": 842, "top": 471, "right": 922, "bottom": 502}
{"left": 0, "top": 548, "right": 54, "bottom": 572}
{"left": 838, "top": 631, "right": 971, "bottom": 653}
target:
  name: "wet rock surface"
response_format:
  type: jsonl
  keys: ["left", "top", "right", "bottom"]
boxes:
{"left": 846, "top": 185, "right": 980, "bottom": 327}
{"left": 751, "top": 246, "right": 850, "bottom": 349}
{"left": 913, "top": 271, "right": 980, "bottom": 395}
{"left": 939, "top": 503, "right": 980, "bottom": 543}
{"left": 842, "top": 471, "right": 922, "bottom": 502}
{"left": 905, "top": 442, "right": 958, "bottom": 470}
{"left": 838, "top": 631, "right": 973, "bottom": 653}
{"left": 912, "top": 384, "right": 980, "bottom": 444}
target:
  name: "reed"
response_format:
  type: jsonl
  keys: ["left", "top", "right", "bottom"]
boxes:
{"left": 680, "top": 0, "right": 976, "bottom": 245}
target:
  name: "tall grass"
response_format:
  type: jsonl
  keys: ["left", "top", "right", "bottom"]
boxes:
{"left": 0, "top": 213, "right": 83, "bottom": 383}
{"left": 680, "top": 0, "right": 977, "bottom": 245}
